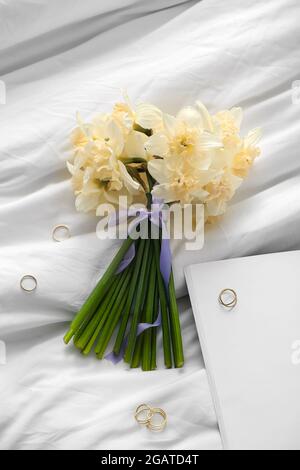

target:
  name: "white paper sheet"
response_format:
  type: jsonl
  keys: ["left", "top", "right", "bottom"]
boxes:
{"left": 185, "top": 251, "right": 300, "bottom": 450}
{"left": 0, "top": 0, "right": 300, "bottom": 450}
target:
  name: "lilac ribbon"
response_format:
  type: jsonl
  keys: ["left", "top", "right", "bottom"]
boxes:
{"left": 116, "top": 243, "right": 136, "bottom": 274}
{"left": 105, "top": 312, "right": 162, "bottom": 365}
{"left": 105, "top": 198, "right": 171, "bottom": 365}
{"left": 110, "top": 198, "right": 172, "bottom": 291}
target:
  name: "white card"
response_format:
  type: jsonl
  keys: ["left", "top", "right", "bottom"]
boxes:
{"left": 185, "top": 251, "right": 300, "bottom": 450}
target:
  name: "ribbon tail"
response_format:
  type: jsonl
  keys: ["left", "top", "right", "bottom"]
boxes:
{"left": 106, "top": 311, "right": 162, "bottom": 365}
{"left": 105, "top": 339, "right": 128, "bottom": 365}
{"left": 137, "top": 311, "right": 162, "bottom": 336}
{"left": 116, "top": 242, "right": 136, "bottom": 274}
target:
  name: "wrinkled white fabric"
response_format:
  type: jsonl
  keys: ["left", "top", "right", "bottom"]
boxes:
{"left": 0, "top": 0, "right": 299, "bottom": 450}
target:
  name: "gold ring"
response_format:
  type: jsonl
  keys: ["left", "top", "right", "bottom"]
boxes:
{"left": 219, "top": 289, "right": 237, "bottom": 308}
{"left": 20, "top": 275, "right": 37, "bottom": 292}
{"left": 52, "top": 224, "right": 71, "bottom": 242}
{"left": 135, "top": 404, "right": 153, "bottom": 425}
{"left": 146, "top": 407, "right": 167, "bottom": 432}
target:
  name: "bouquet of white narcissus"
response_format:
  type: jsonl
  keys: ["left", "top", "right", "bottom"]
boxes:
{"left": 64, "top": 98, "right": 261, "bottom": 370}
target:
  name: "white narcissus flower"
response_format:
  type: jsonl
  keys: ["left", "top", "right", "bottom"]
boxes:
{"left": 68, "top": 113, "right": 143, "bottom": 213}
{"left": 68, "top": 100, "right": 164, "bottom": 214}
{"left": 211, "top": 107, "right": 262, "bottom": 178}
{"left": 149, "top": 157, "right": 218, "bottom": 204}
{"left": 231, "top": 128, "right": 262, "bottom": 178}
{"left": 67, "top": 163, "right": 103, "bottom": 213}
{"left": 145, "top": 108, "right": 223, "bottom": 162}
{"left": 92, "top": 114, "right": 125, "bottom": 156}
{"left": 204, "top": 172, "right": 243, "bottom": 217}
{"left": 70, "top": 112, "right": 91, "bottom": 149}
{"left": 67, "top": 156, "right": 141, "bottom": 214}
{"left": 148, "top": 101, "right": 261, "bottom": 218}
{"left": 146, "top": 104, "right": 223, "bottom": 206}
{"left": 113, "top": 95, "right": 163, "bottom": 133}
{"left": 68, "top": 98, "right": 261, "bottom": 220}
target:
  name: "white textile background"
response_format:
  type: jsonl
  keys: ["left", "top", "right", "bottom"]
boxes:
{"left": 0, "top": 0, "right": 299, "bottom": 450}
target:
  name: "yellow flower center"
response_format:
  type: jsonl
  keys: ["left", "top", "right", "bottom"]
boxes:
{"left": 205, "top": 174, "right": 235, "bottom": 202}
{"left": 233, "top": 147, "right": 260, "bottom": 177}
{"left": 215, "top": 112, "right": 241, "bottom": 146}
{"left": 169, "top": 124, "right": 198, "bottom": 157}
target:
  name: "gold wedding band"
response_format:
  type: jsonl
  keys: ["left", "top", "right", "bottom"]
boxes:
{"left": 146, "top": 408, "right": 167, "bottom": 432}
{"left": 135, "top": 404, "right": 153, "bottom": 425}
{"left": 219, "top": 289, "right": 237, "bottom": 309}
{"left": 52, "top": 224, "right": 71, "bottom": 242}
{"left": 20, "top": 275, "right": 38, "bottom": 292}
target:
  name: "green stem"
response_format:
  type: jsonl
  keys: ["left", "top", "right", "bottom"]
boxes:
{"left": 126, "top": 167, "right": 148, "bottom": 192}
{"left": 153, "top": 239, "right": 173, "bottom": 369}
{"left": 146, "top": 170, "right": 155, "bottom": 209}
{"left": 73, "top": 276, "right": 119, "bottom": 346}
{"left": 113, "top": 239, "right": 145, "bottom": 355}
{"left": 142, "top": 255, "right": 156, "bottom": 371}
{"left": 95, "top": 266, "right": 133, "bottom": 358}
{"left": 124, "top": 240, "right": 151, "bottom": 364}
{"left": 76, "top": 271, "right": 125, "bottom": 351}
{"left": 150, "top": 283, "right": 159, "bottom": 371}
{"left": 130, "top": 336, "right": 143, "bottom": 369}
{"left": 122, "top": 157, "right": 146, "bottom": 164}
{"left": 64, "top": 236, "right": 134, "bottom": 344}
{"left": 169, "top": 271, "right": 184, "bottom": 368}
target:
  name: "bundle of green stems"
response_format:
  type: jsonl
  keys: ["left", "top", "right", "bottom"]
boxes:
{"left": 64, "top": 232, "right": 184, "bottom": 370}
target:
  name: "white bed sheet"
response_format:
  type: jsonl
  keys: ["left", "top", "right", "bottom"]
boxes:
{"left": 0, "top": 0, "right": 299, "bottom": 450}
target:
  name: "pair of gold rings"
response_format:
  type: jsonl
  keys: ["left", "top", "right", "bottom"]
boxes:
{"left": 135, "top": 404, "right": 167, "bottom": 432}
{"left": 219, "top": 288, "right": 238, "bottom": 309}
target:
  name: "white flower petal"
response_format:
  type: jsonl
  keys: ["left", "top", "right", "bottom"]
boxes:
{"left": 230, "top": 107, "right": 243, "bottom": 129}
{"left": 195, "top": 101, "right": 214, "bottom": 132}
{"left": 197, "top": 169, "right": 223, "bottom": 186}
{"left": 189, "top": 188, "right": 210, "bottom": 201}
{"left": 124, "top": 131, "right": 147, "bottom": 160}
{"left": 148, "top": 159, "right": 168, "bottom": 184}
{"left": 206, "top": 199, "right": 228, "bottom": 217}
{"left": 67, "top": 161, "right": 76, "bottom": 176}
{"left": 121, "top": 89, "right": 133, "bottom": 109}
{"left": 152, "top": 184, "right": 178, "bottom": 204}
{"left": 244, "top": 128, "right": 262, "bottom": 147}
{"left": 92, "top": 114, "right": 107, "bottom": 139}
{"left": 105, "top": 119, "right": 124, "bottom": 155}
{"left": 74, "top": 150, "right": 88, "bottom": 169}
{"left": 118, "top": 161, "right": 140, "bottom": 194}
{"left": 163, "top": 113, "right": 177, "bottom": 137}
{"left": 135, "top": 103, "right": 162, "bottom": 130}
{"left": 76, "top": 112, "right": 92, "bottom": 139}
{"left": 76, "top": 112, "right": 86, "bottom": 131}
{"left": 191, "top": 152, "right": 212, "bottom": 171}
{"left": 104, "top": 188, "right": 133, "bottom": 207}
{"left": 70, "top": 127, "right": 88, "bottom": 148}
{"left": 75, "top": 193, "right": 100, "bottom": 213}
{"left": 83, "top": 167, "right": 94, "bottom": 186}
{"left": 199, "top": 131, "right": 223, "bottom": 150}
{"left": 145, "top": 134, "right": 169, "bottom": 157}
{"left": 177, "top": 107, "right": 203, "bottom": 128}
{"left": 72, "top": 170, "right": 84, "bottom": 193}
{"left": 228, "top": 173, "right": 243, "bottom": 191}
